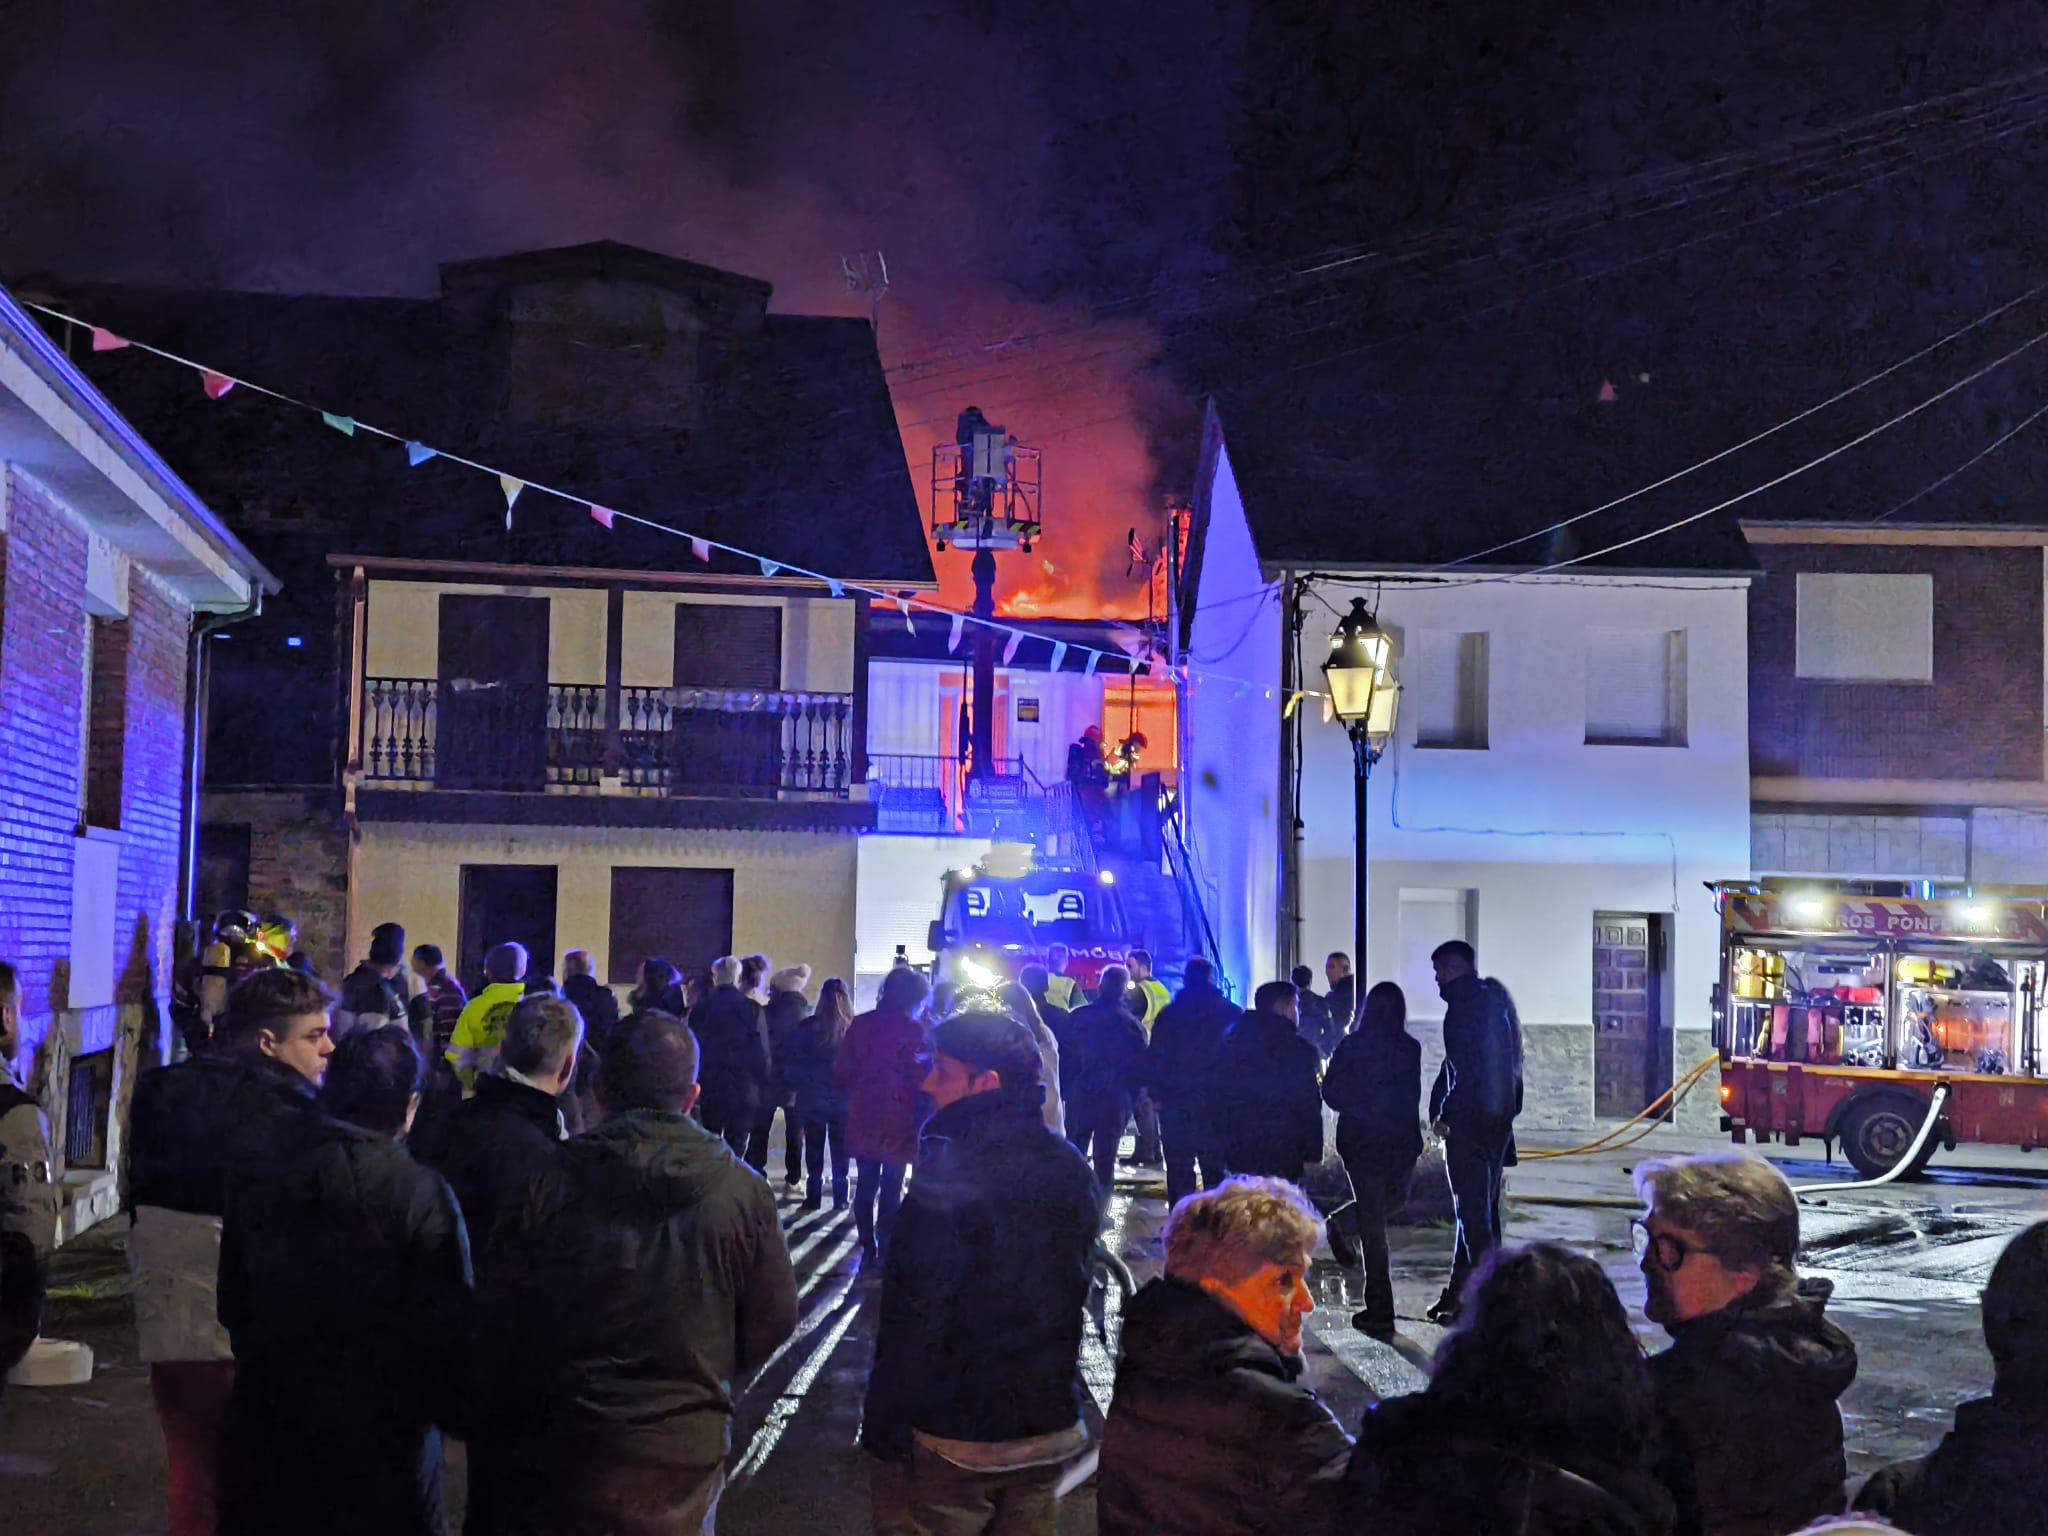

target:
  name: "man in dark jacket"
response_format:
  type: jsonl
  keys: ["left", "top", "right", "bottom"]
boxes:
{"left": 219, "top": 1026, "right": 472, "bottom": 1536}
{"left": 1141, "top": 957, "right": 1238, "bottom": 1207}
{"left": 558, "top": 949, "right": 618, "bottom": 1054}
{"left": 749, "top": 964, "right": 812, "bottom": 1187}
{"left": 864, "top": 1011, "right": 1099, "bottom": 1536}
{"left": 1322, "top": 980, "right": 1423, "bottom": 1338}
{"left": 1207, "top": 981, "right": 1324, "bottom": 1183}
{"left": 1100, "top": 1175, "right": 1350, "bottom": 1535}
{"left": 422, "top": 994, "right": 580, "bottom": 1270}
{"left": 127, "top": 967, "right": 332, "bottom": 1536}
{"left": 333, "top": 921, "right": 411, "bottom": 1041}
{"left": 1857, "top": 1220, "right": 2048, "bottom": 1534}
{"left": 690, "top": 955, "right": 774, "bottom": 1157}
{"left": 1426, "top": 940, "right": 1522, "bottom": 1322}
{"left": 1063, "top": 965, "right": 1149, "bottom": 1196}
{"left": 1636, "top": 1152, "right": 1857, "bottom": 1536}
{"left": 1322, "top": 953, "right": 1356, "bottom": 1035}
{"left": 1290, "top": 966, "right": 1341, "bottom": 1060}
{"left": 475, "top": 1010, "right": 797, "bottom": 1535}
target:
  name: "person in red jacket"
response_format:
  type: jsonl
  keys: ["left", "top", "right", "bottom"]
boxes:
{"left": 836, "top": 967, "right": 932, "bottom": 1265}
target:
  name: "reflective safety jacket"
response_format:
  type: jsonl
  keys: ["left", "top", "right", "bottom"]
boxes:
{"left": 448, "top": 982, "right": 528, "bottom": 1093}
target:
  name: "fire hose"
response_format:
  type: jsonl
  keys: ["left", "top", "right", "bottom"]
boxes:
{"left": 1518, "top": 1054, "right": 1723, "bottom": 1161}
{"left": 1788, "top": 1081, "right": 1951, "bottom": 1200}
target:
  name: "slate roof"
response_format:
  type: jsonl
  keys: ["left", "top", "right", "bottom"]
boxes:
{"left": 23, "top": 241, "right": 932, "bottom": 592}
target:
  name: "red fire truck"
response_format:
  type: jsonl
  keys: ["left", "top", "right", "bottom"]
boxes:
{"left": 1714, "top": 884, "right": 2048, "bottom": 1177}
{"left": 927, "top": 843, "right": 1132, "bottom": 994}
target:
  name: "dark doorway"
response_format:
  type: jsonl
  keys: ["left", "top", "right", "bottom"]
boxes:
{"left": 459, "top": 864, "right": 559, "bottom": 995}
{"left": 672, "top": 603, "right": 784, "bottom": 793}
{"left": 1593, "top": 912, "right": 1670, "bottom": 1118}
{"left": 607, "top": 867, "right": 736, "bottom": 985}
{"left": 439, "top": 595, "right": 550, "bottom": 790}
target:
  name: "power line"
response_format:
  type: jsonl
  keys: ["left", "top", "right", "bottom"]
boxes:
{"left": 1872, "top": 399, "right": 2048, "bottom": 521}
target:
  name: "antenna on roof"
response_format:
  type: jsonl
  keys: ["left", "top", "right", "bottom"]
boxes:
{"left": 841, "top": 250, "right": 890, "bottom": 344}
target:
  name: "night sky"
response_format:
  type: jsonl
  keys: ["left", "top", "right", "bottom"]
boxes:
{"left": 4, "top": 1, "right": 2048, "bottom": 590}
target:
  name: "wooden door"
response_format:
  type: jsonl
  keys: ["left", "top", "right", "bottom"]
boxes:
{"left": 1594, "top": 912, "right": 1665, "bottom": 1118}
{"left": 438, "top": 595, "right": 550, "bottom": 790}
{"left": 458, "top": 864, "right": 559, "bottom": 994}
{"left": 672, "top": 603, "right": 783, "bottom": 793}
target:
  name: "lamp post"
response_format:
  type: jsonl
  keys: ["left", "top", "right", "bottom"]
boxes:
{"left": 1322, "top": 597, "right": 1401, "bottom": 1009}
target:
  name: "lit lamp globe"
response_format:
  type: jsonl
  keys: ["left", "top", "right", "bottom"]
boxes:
{"left": 1322, "top": 597, "right": 1399, "bottom": 753}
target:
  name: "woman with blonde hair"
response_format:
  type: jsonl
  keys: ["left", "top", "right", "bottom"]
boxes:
{"left": 787, "top": 977, "right": 854, "bottom": 1210}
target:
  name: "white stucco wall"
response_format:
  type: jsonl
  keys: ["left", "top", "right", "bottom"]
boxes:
{"left": 1295, "top": 574, "right": 1752, "bottom": 1061}
{"left": 351, "top": 822, "right": 859, "bottom": 988}
{"left": 852, "top": 832, "right": 996, "bottom": 1006}
{"left": 362, "top": 579, "right": 856, "bottom": 693}
{"left": 1182, "top": 444, "right": 1283, "bottom": 995}
{"left": 866, "top": 658, "right": 1107, "bottom": 787}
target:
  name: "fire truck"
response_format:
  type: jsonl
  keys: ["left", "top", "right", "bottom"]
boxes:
{"left": 926, "top": 842, "right": 1132, "bottom": 994}
{"left": 1714, "top": 883, "right": 2048, "bottom": 1177}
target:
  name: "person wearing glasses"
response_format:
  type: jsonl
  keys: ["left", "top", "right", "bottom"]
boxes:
{"left": 1633, "top": 1152, "right": 1858, "bottom": 1536}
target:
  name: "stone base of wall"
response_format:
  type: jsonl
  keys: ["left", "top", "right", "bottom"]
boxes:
{"left": 1522, "top": 1022, "right": 1595, "bottom": 1131}
{"left": 15, "top": 998, "right": 156, "bottom": 1243}
{"left": 1675, "top": 1028, "right": 1721, "bottom": 1134}
{"left": 202, "top": 788, "right": 350, "bottom": 978}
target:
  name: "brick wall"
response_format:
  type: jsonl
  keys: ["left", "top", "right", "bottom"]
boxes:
{"left": 0, "top": 470, "right": 90, "bottom": 1019}
{"left": 85, "top": 616, "right": 129, "bottom": 830}
{"left": 115, "top": 574, "right": 193, "bottom": 1005}
{"left": 1750, "top": 543, "right": 2044, "bottom": 781}
{"left": 202, "top": 788, "right": 351, "bottom": 978}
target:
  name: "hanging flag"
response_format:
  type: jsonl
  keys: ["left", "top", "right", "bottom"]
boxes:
{"left": 826, "top": 577, "right": 845, "bottom": 599}
{"left": 948, "top": 615, "right": 966, "bottom": 652}
{"left": 1597, "top": 379, "right": 1618, "bottom": 403}
{"left": 405, "top": 441, "right": 437, "bottom": 466}
{"left": 758, "top": 558, "right": 781, "bottom": 578}
{"left": 1049, "top": 641, "right": 1068, "bottom": 673}
{"left": 1148, "top": 654, "right": 1164, "bottom": 678}
{"left": 589, "top": 504, "right": 616, "bottom": 530}
{"left": 321, "top": 412, "right": 356, "bottom": 436}
{"left": 896, "top": 595, "right": 916, "bottom": 634}
{"left": 690, "top": 536, "right": 711, "bottom": 563}
{"left": 499, "top": 474, "right": 524, "bottom": 530}
{"left": 1234, "top": 682, "right": 1251, "bottom": 701}
{"left": 1083, "top": 651, "right": 1100, "bottom": 679}
{"left": 1321, "top": 693, "right": 1335, "bottom": 724}
{"left": 201, "top": 371, "right": 236, "bottom": 400}
{"left": 1002, "top": 631, "right": 1023, "bottom": 665}
{"left": 1284, "top": 690, "right": 1304, "bottom": 718}
{"left": 90, "top": 328, "right": 128, "bottom": 352}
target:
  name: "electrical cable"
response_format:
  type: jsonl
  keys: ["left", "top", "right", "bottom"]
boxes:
{"left": 1871, "top": 398, "right": 2048, "bottom": 521}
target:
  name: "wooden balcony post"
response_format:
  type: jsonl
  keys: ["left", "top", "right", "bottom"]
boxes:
{"left": 603, "top": 584, "right": 625, "bottom": 775}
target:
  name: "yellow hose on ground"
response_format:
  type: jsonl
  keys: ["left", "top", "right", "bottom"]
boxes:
{"left": 1518, "top": 1053, "right": 1722, "bottom": 1161}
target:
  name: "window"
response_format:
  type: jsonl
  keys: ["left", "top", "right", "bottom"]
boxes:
{"left": 673, "top": 604, "right": 782, "bottom": 689}
{"left": 1586, "top": 628, "right": 1687, "bottom": 746}
{"left": 1795, "top": 573, "right": 1933, "bottom": 682}
{"left": 84, "top": 616, "right": 129, "bottom": 828}
{"left": 608, "top": 867, "right": 736, "bottom": 985}
{"left": 1398, "top": 887, "right": 1475, "bottom": 1023}
{"left": 1413, "top": 630, "right": 1489, "bottom": 748}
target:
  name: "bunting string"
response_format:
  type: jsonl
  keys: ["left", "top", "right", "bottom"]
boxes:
{"left": 29, "top": 302, "right": 1325, "bottom": 698}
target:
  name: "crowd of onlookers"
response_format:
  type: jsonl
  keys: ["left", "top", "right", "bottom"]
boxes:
{"left": 1, "top": 918, "right": 2044, "bottom": 1536}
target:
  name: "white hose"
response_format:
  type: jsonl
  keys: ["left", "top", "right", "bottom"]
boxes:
{"left": 1789, "top": 1083, "right": 1951, "bottom": 1199}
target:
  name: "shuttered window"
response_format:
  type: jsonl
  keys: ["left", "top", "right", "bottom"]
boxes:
{"left": 1413, "top": 630, "right": 1488, "bottom": 748}
{"left": 608, "top": 867, "right": 736, "bottom": 986}
{"left": 1586, "top": 628, "right": 1687, "bottom": 746}
{"left": 1795, "top": 574, "right": 1933, "bottom": 682}
{"left": 674, "top": 603, "right": 782, "bottom": 689}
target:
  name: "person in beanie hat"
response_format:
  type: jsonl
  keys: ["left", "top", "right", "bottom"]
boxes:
{"left": 863, "top": 1009, "right": 1099, "bottom": 1535}
{"left": 1856, "top": 1220, "right": 2048, "bottom": 1534}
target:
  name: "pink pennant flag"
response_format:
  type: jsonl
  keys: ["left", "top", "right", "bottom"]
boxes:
{"left": 1597, "top": 379, "right": 1618, "bottom": 403}
{"left": 90, "top": 327, "right": 128, "bottom": 352}
{"left": 690, "top": 537, "right": 711, "bottom": 563}
{"left": 201, "top": 371, "right": 236, "bottom": 400}
{"left": 1002, "top": 631, "right": 1023, "bottom": 666}
{"left": 589, "top": 504, "right": 616, "bottom": 530}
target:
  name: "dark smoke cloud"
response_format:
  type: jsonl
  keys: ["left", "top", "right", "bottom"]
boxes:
{"left": 0, "top": 0, "right": 1241, "bottom": 614}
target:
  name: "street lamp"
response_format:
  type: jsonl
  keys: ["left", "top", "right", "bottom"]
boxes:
{"left": 1322, "top": 597, "right": 1400, "bottom": 1016}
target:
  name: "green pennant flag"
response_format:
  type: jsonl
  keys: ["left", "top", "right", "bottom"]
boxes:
{"left": 321, "top": 412, "right": 356, "bottom": 436}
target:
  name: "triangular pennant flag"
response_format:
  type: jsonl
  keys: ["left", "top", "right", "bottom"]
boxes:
{"left": 499, "top": 475, "right": 524, "bottom": 531}
{"left": 1049, "top": 641, "right": 1068, "bottom": 673}
{"left": 758, "top": 558, "right": 781, "bottom": 578}
{"left": 1084, "top": 651, "right": 1100, "bottom": 679}
{"left": 1148, "top": 654, "right": 1164, "bottom": 678}
{"left": 90, "top": 327, "right": 128, "bottom": 352}
{"left": 1283, "top": 690, "right": 1304, "bottom": 718}
{"left": 948, "top": 615, "right": 966, "bottom": 653}
{"left": 1321, "top": 693, "right": 1335, "bottom": 724}
{"left": 690, "top": 537, "right": 711, "bottom": 563}
{"left": 1002, "top": 631, "right": 1023, "bottom": 665}
{"left": 1234, "top": 683, "right": 1251, "bottom": 701}
{"left": 896, "top": 595, "right": 915, "bottom": 634}
{"left": 321, "top": 412, "right": 356, "bottom": 436}
{"left": 1597, "top": 378, "right": 1618, "bottom": 403}
{"left": 826, "top": 578, "right": 845, "bottom": 599}
{"left": 589, "top": 504, "right": 616, "bottom": 530}
{"left": 405, "top": 441, "right": 437, "bottom": 466}
{"left": 201, "top": 371, "right": 236, "bottom": 400}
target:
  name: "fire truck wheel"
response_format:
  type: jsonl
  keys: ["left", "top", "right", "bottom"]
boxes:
{"left": 1839, "top": 1095, "right": 1938, "bottom": 1181}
